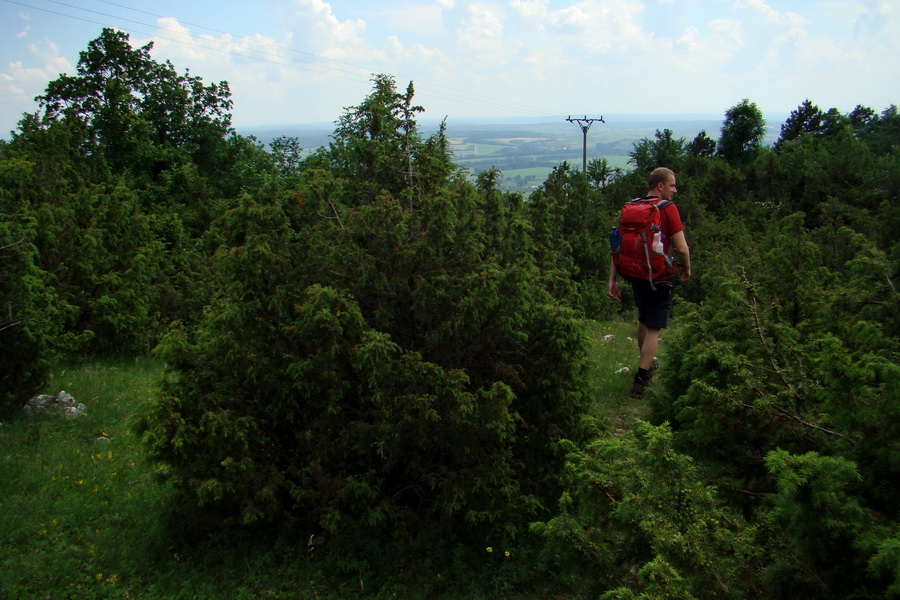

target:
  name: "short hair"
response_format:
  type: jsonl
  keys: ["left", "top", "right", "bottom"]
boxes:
{"left": 648, "top": 167, "right": 675, "bottom": 190}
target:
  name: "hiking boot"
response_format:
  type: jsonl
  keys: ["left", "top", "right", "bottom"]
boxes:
{"left": 630, "top": 378, "right": 647, "bottom": 398}
{"left": 649, "top": 360, "right": 659, "bottom": 377}
{"left": 631, "top": 373, "right": 651, "bottom": 398}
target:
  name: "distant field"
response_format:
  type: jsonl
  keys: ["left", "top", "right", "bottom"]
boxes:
{"left": 501, "top": 167, "right": 550, "bottom": 178}
{"left": 495, "top": 155, "right": 633, "bottom": 193}
{"left": 448, "top": 140, "right": 505, "bottom": 156}
{"left": 474, "top": 143, "right": 506, "bottom": 155}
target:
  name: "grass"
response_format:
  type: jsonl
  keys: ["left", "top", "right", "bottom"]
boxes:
{"left": 0, "top": 320, "right": 655, "bottom": 599}
{"left": 0, "top": 358, "right": 173, "bottom": 598}
{"left": 582, "top": 319, "right": 647, "bottom": 416}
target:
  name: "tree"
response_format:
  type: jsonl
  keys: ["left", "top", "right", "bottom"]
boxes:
{"left": 328, "top": 74, "right": 425, "bottom": 205}
{"left": 717, "top": 99, "right": 765, "bottom": 165}
{"left": 0, "top": 196, "right": 62, "bottom": 415}
{"left": 35, "top": 28, "right": 233, "bottom": 183}
{"left": 686, "top": 130, "right": 717, "bottom": 158}
{"left": 848, "top": 105, "right": 876, "bottom": 130}
{"left": 586, "top": 157, "right": 621, "bottom": 190}
{"left": 268, "top": 136, "right": 303, "bottom": 177}
{"left": 776, "top": 100, "right": 848, "bottom": 150}
{"left": 141, "top": 77, "right": 593, "bottom": 537}
{"left": 775, "top": 99, "right": 823, "bottom": 149}
{"left": 629, "top": 128, "right": 686, "bottom": 173}
{"left": 857, "top": 104, "right": 900, "bottom": 156}
{"left": 3, "top": 29, "right": 261, "bottom": 354}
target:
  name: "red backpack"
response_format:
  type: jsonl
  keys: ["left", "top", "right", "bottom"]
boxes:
{"left": 612, "top": 196, "right": 677, "bottom": 288}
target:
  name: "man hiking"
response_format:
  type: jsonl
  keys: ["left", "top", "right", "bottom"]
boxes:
{"left": 608, "top": 167, "right": 692, "bottom": 398}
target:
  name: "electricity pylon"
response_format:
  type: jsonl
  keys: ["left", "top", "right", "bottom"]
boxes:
{"left": 566, "top": 115, "right": 604, "bottom": 172}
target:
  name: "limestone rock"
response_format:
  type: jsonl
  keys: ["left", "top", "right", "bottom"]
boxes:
{"left": 23, "top": 391, "right": 86, "bottom": 418}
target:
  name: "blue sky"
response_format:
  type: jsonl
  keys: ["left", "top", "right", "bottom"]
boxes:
{"left": 1, "top": 0, "right": 898, "bottom": 134}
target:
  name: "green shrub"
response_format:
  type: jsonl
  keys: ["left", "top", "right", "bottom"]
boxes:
{"left": 140, "top": 78, "right": 593, "bottom": 537}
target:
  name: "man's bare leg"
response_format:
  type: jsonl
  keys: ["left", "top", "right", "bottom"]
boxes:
{"left": 637, "top": 323, "right": 660, "bottom": 370}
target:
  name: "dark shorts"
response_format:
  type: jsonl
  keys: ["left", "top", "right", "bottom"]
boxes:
{"left": 627, "top": 277, "right": 675, "bottom": 329}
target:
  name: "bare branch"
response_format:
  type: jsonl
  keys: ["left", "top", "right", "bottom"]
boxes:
{"left": 728, "top": 395, "right": 844, "bottom": 438}
{"left": 1, "top": 238, "right": 25, "bottom": 252}
{"left": 0, "top": 317, "right": 31, "bottom": 333}
{"left": 324, "top": 198, "right": 345, "bottom": 230}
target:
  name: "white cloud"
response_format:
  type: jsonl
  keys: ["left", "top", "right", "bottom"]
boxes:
{"left": 389, "top": 5, "right": 446, "bottom": 34}
{"left": 509, "top": 0, "right": 549, "bottom": 20}
{"left": 387, "top": 35, "right": 449, "bottom": 66}
{"left": 148, "top": 17, "right": 291, "bottom": 69}
{"left": 292, "top": 0, "right": 368, "bottom": 48}
{"left": 457, "top": 4, "right": 508, "bottom": 56}
{"left": 0, "top": 40, "right": 72, "bottom": 127}
{"left": 676, "top": 18, "right": 743, "bottom": 61}
{"left": 735, "top": 0, "right": 780, "bottom": 23}
{"left": 852, "top": 0, "right": 893, "bottom": 38}
{"left": 540, "top": 0, "right": 646, "bottom": 53}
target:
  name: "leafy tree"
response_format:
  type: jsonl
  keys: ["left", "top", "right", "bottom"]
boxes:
{"left": 775, "top": 99, "right": 823, "bottom": 149}
{"left": 327, "top": 75, "right": 427, "bottom": 205}
{"left": 775, "top": 100, "right": 848, "bottom": 151}
{"left": 268, "top": 135, "right": 303, "bottom": 177}
{"left": 717, "top": 99, "right": 765, "bottom": 165}
{"left": 848, "top": 104, "right": 877, "bottom": 130}
{"left": 2, "top": 29, "right": 267, "bottom": 354}
{"left": 686, "top": 130, "right": 717, "bottom": 158}
{"left": 586, "top": 157, "right": 621, "bottom": 189}
{"left": 629, "top": 128, "right": 686, "bottom": 173}
{"left": 857, "top": 104, "right": 900, "bottom": 156}
{"left": 35, "top": 28, "right": 233, "bottom": 183}
{"left": 0, "top": 153, "right": 68, "bottom": 415}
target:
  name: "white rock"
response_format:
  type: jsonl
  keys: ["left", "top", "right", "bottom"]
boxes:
{"left": 23, "top": 391, "right": 86, "bottom": 418}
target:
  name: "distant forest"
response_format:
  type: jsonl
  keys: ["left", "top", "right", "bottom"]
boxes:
{"left": 2, "top": 28, "right": 899, "bottom": 599}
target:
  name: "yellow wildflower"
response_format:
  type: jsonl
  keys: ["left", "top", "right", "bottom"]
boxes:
{"left": 486, "top": 546, "right": 493, "bottom": 554}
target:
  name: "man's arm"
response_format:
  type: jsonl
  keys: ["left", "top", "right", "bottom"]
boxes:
{"left": 608, "top": 257, "right": 622, "bottom": 300}
{"left": 670, "top": 230, "right": 691, "bottom": 281}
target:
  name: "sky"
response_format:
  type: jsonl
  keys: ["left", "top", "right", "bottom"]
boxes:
{"left": 1, "top": 0, "right": 898, "bottom": 135}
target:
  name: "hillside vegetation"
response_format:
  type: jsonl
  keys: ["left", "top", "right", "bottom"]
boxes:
{"left": 2, "top": 29, "right": 899, "bottom": 598}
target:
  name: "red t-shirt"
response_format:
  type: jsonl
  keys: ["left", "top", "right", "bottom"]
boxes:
{"left": 660, "top": 202, "right": 683, "bottom": 255}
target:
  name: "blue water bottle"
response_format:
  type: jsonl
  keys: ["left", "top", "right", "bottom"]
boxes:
{"left": 609, "top": 226, "right": 620, "bottom": 250}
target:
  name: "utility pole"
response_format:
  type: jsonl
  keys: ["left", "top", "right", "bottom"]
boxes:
{"left": 566, "top": 115, "right": 604, "bottom": 172}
